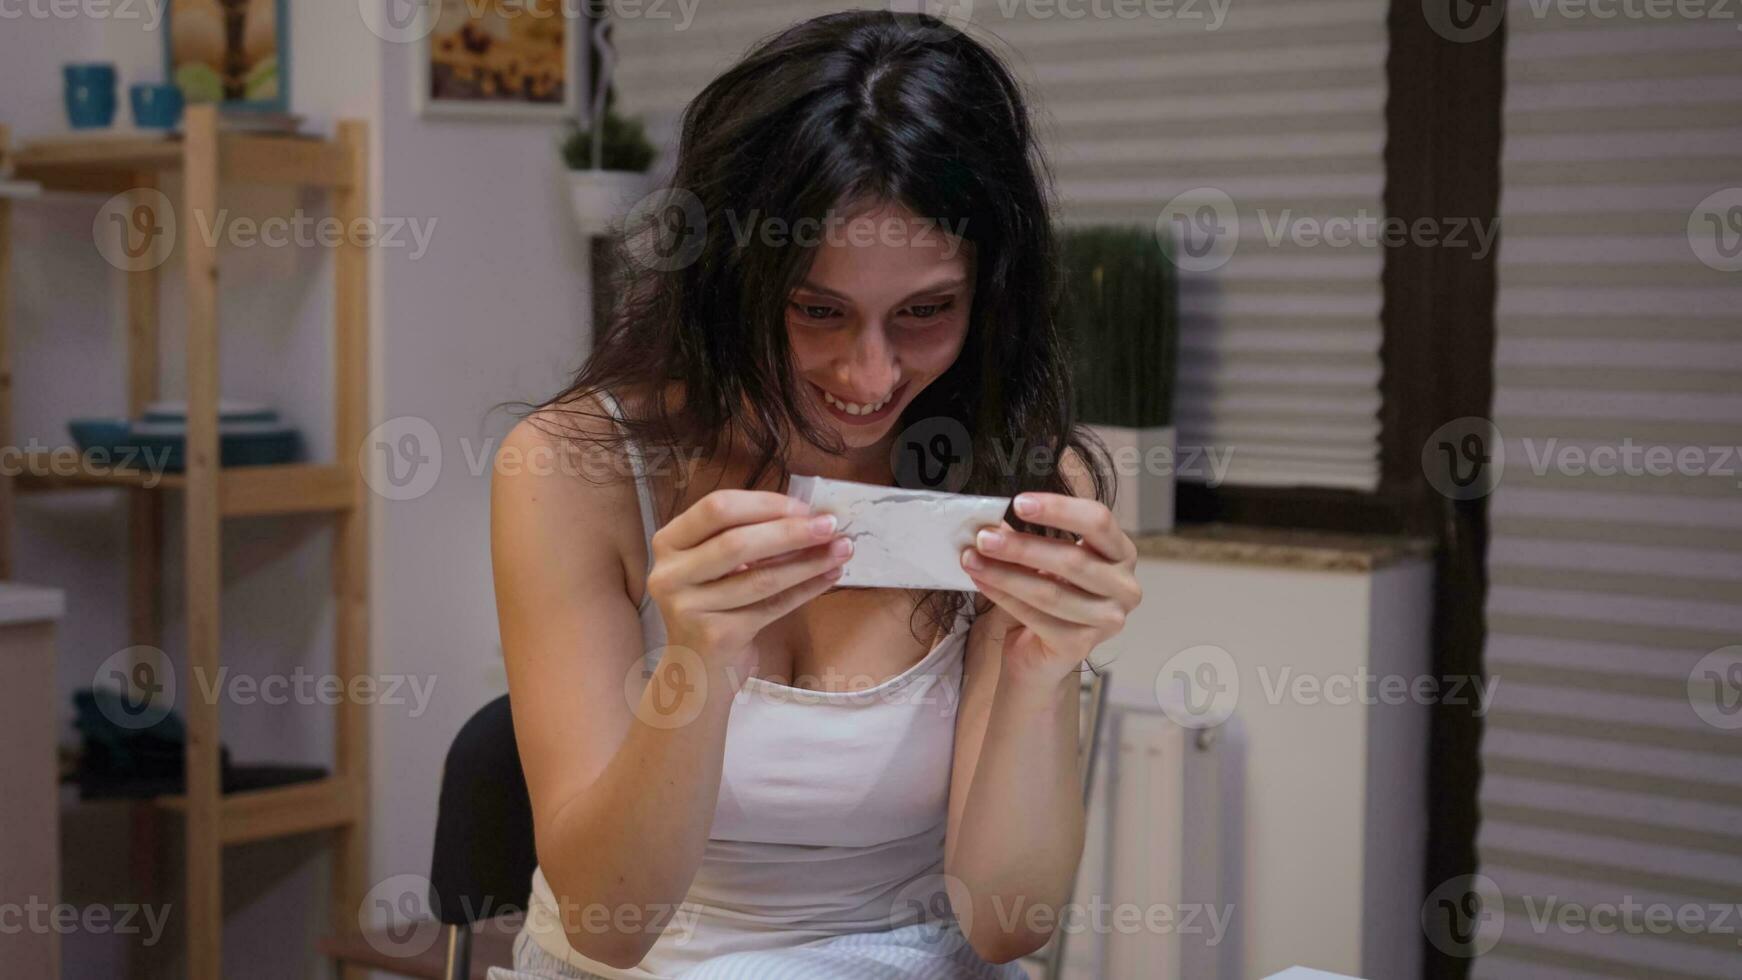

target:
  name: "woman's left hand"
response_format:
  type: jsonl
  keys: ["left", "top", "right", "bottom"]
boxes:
{"left": 960, "top": 492, "right": 1142, "bottom": 689}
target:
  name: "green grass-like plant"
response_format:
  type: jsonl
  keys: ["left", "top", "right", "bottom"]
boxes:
{"left": 1056, "top": 225, "right": 1178, "bottom": 429}
{"left": 560, "top": 106, "right": 657, "bottom": 173}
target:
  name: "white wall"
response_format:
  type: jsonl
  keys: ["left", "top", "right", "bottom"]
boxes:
{"left": 364, "top": 6, "right": 595, "bottom": 956}
{"left": 3, "top": 3, "right": 594, "bottom": 975}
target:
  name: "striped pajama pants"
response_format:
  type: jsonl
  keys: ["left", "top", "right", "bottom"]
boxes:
{"left": 489, "top": 920, "right": 1035, "bottom": 980}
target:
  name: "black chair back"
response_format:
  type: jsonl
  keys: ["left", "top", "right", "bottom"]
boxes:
{"left": 429, "top": 694, "right": 537, "bottom": 927}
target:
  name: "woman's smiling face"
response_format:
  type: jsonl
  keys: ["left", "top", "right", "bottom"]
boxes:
{"left": 785, "top": 199, "right": 974, "bottom": 452}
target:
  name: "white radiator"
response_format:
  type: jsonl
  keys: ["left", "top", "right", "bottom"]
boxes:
{"left": 1029, "top": 707, "right": 1239, "bottom": 980}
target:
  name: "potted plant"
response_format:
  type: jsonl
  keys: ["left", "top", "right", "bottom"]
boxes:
{"left": 562, "top": 101, "right": 656, "bottom": 237}
{"left": 1057, "top": 225, "right": 1180, "bottom": 534}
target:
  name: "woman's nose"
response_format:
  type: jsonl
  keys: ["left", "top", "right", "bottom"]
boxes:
{"left": 835, "top": 326, "right": 899, "bottom": 397}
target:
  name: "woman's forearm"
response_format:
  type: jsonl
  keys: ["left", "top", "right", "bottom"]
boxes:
{"left": 950, "top": 670, "right": 1087, "bottom": 962}
{"left": 537, "top": 654, "right": 746, "bottom": 967}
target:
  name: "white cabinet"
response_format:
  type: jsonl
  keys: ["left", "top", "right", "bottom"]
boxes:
{"left": 0, "top": 581, "right": 67, "bottom": 980}
{"left": 1080, "top": 531, "right": 1434, "bottom": 979}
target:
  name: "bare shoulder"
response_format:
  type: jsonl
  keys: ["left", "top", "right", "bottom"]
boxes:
{"left": 495, "top": 392, "right": 638, "bottom": 511}
{"left": 491, "top": 392, "right": 646, "bottom": 603}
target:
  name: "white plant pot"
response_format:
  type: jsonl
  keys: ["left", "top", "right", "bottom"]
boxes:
{"left": 1087, "top": 423, "right": 1176, "bottom": 535}
{"left": 568, "top": 169, "right": 653, "bottom": 238}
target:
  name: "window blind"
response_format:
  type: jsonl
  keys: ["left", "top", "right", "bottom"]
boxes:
{"left": 959, "top": 0, "right": 1389, "bottom": 490}
{"left": 1475, "top": 7, "right": 1742, "bottom": 978}
{"left": 610, "top": 0, "right": 1389, "bottom": 490}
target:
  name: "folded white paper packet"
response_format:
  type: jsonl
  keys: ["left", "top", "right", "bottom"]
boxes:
{"left": 787, "top": 474, "right": 1012, "bottom": 592}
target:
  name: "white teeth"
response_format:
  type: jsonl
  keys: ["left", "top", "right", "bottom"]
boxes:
{"left": 822, "top": 388, "right": 891, "bottom": 415}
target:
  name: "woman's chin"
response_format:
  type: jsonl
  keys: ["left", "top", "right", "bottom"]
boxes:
{"left": 833, "top": 423, "right": 894, "bottom": 450}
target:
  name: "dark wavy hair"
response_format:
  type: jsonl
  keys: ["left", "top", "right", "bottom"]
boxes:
{"left": 504, "top": 9, "right": 1113, "bottom": 645}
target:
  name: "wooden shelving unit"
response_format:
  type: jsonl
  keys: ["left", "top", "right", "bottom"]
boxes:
{"left": 0, "top": 105, "right": 371, "bottom": 980}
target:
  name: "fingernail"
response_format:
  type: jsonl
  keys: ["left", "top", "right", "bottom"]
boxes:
{"left": 961, "top": 548, "right": 982, "bottom": 569}
{"left": 830, "top": 536, "right": 853, "bottom": 558}
{"left": 811, "top": 514, "right": 837, "bottom": 535}
{"left": 1014, "top": 494, "right": 1039, "bottom": 517}
{"left": 976, "top": 528, "right": 1004, "bottom": 552}
{"left": 824, "top": 565, "right": 844, "bottom": 579}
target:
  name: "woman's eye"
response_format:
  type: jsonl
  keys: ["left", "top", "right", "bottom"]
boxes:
{"left": 905, "top": 301, "right": 952, "bottom": 319}
{"left": 792, "top": 302, "right": 838, "bottom": 320}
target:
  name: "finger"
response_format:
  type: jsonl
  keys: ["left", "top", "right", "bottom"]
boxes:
{"left": 1012, "top": 493, "right": 1134, "bottom": 563}
{"left": 694, "top": 537, "right": 852, "bottom": 609}
{"left": 736, "top": 531, "right": 851, "bottom": 573}
{"left": 972, "top": 527, "right": 1137, "bottom": 606}
{"left": 963, "top": 549, "right": 1126, "bottom": 631}
{"left": 656, "top": 489, "right": 809, "bottom": 554}
{"left": 687, "top": 512, "right": 841, "bottom": 582}
{"left": 732, "top": 517, "right": 849, "bottom": 573}
{"left": 750, "top": 562, "right": 848, "bottom": 623}
{"left": 974, "top": 578, "right": 1095, "bottom": 654}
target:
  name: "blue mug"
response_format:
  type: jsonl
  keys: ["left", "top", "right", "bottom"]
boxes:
{"left": 130, "top": 83, "right": 184, "bottom": 130}
{"left": 64, "top": 63, "right": 118, "bottom": 129}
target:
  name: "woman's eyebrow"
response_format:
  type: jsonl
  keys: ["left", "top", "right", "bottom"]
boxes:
{"left": 897, "top": 278, "right": 968, "bottom": 302}
{"left": 794, "top": 278, "right": 968, "bottom": 304}
{"left": 793, "top": 281, "right": 851, "bottom": 301}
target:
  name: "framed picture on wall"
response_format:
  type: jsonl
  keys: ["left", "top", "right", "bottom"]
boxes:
{"left": 414, "top": 0, "right": 580, "bottom": 120}
{"left": 164, "top": 0, "right": 289, "bottom": 114}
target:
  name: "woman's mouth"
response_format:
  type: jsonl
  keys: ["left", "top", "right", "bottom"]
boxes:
{"left": 811, "top": 380, "right": 908, "bottom": 425}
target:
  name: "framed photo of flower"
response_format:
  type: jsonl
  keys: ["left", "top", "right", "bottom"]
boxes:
{"left": 414, "top": 0, "right": 579, "bottom": 120}
{"left": 164, "top": 0, "right": 289, "bottom": 114}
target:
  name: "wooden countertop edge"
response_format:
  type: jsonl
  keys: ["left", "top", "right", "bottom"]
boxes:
{"left": 1132, "top": 524, "right": 1436, "bottom": 573}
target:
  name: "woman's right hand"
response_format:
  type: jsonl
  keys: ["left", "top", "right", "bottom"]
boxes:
{"left": 645, "top": 489, "right": 853, "bottom": 667}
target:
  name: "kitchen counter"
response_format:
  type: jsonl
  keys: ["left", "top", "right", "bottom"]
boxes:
{"left": 1134, "top": 522, "right": 1434, "bottom": 572}
{"left": 0, "top": 580, "right": 65, "bottom": 979}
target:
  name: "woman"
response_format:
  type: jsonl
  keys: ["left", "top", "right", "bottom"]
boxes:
{"left": 489, "top": 10, "right": 1143, "bottom": 979}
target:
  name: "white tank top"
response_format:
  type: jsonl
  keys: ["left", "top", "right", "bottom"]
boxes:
{"left": 523, "top": 390, "right": 969, "bottom": 979}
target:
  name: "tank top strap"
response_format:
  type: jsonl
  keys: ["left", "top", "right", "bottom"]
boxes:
{"left": 594, "top": 388, "right": 659, "bottom": 576}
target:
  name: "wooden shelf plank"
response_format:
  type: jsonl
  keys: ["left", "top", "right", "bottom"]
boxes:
{"left": 11, "top": 132, "right": 354, "bottom": 192}
{"left": 15, "top": 449, "right": 355, "bottom": 516}
{"left": 222, "top": 135, "right": 354, "bottom": 189}
{"left": 220, "top": 462, "right": 355, "bottom": 516}
{"left": 153, "top": 776, "right": 360, "bottom": 846}
{"left": 12, "top": 135, "right": 182, "bottom": 184}
{"left": 17, "top": 447, "right": 186, "bottom": 490}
